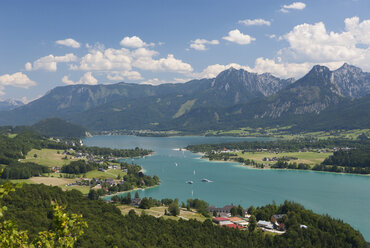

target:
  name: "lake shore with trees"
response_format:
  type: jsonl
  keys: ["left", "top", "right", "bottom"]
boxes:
{"left": 186, "top": 137, "right": 370, "bottom": 175}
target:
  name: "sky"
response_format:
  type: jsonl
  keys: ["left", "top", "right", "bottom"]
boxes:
{"left": 1, "top": 0, "right": 370, "bottom": 102}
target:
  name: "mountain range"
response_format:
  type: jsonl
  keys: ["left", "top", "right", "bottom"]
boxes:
{"left": 0, "top": 63, "right": 369, "bottom": 132}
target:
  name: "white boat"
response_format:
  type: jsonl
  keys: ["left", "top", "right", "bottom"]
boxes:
{"left": 186, "top": 180, "right": 194, "bottom": 184}
{"left": 201, "top": 178, "right": 212, "bottom": 183}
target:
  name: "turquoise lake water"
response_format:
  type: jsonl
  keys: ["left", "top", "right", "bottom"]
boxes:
{"left": 84, "top": 135, "right": 370, "bottom": 240}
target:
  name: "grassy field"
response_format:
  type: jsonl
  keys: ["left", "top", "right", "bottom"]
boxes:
{"left": 10, "top": 176, "right": 91, "bottom": 194}
{"left": 118, "top": 205, "right": 207, "bottom": 221}
{"left": 10, "top": 179, "right": 34, "bottom": 184}
{"left": 205, "top": 127, "right": 370, "bottom": 140}
{"left": 7, "top": 133, "right": 17, "bottom": 138}
{"left": 84, "top": 169, "right": 126, "bottom": 179}
{"left": 20, "top": 148, "right": 78, "bottom": 167}
{"left": 11, "top": 148, "right": 127, "bottom": 194}
{"left": 59, "top": 185, "right": 91, "bottom": 194}
{"left": 235, "top": 151, "right": 332, "bottom": 165}
{"left": 29, "top": 176, "right": 75, "bottom": 186}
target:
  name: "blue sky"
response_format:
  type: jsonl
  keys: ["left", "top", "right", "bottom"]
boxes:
{"left": 1, "top": 0, "right": 370, "bottom": 102}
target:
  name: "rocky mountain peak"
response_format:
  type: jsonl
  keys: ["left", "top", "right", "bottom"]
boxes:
{"left": 335, "top": 63, "right": 363, "bottom": 74}
{"left": 332, "top": 63, "right": 370, "bottom": 98}
{"left": 309, "top": 65, "right": 331, "bottom": 75}
{"left": 212, "top": 67, "right": 294, "bottom": 99}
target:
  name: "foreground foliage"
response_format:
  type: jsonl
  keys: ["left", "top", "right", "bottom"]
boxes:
{"left": 0, "top": 183, "right": 366, "bottom": 247}
{"left": 0, "top": 178, "right": 87, "bottom": 247}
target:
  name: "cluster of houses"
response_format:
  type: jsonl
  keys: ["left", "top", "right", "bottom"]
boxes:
{"left": 262, "top": 156, "right": 298, "bottom": 162}
{"left": 212, "top": 216, "right": 249, "bottom": 229}
{"left": 209, "top": 205, "right": 251, "bottom": 229}
{"left": 256, "top": 214, "right": 287, "bottom": 234}
{"left": 214, "top": 146, "right": 343, "bottom": 156}
{"left": 209, "top": 205, "right": 306, "bottom": 234}
{"left": 67, "top": 177, "right": 125, "bottom": 189}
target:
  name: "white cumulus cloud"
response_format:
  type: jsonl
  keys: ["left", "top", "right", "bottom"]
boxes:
{"left": 222, "top": 29, "right": 255, "bottom": 45}
{"left": 0, "top": 72, "right": 36, "bottom": 95}
{"left": 280, "top": 17, "right": 370, "bottom": 69}
{"left": 56, "top": 38, "right": 81, "bottom": 48}
{"left": 133, "top": 53, "right": 193, "bottom": 73}
{"left": 140, "top": 77, "right": 192, "bottom": 85}
{"left": 280, "top": 2, "right": 306, "bottom": 13}
{"left": 120, "top": 36, "right": 154, "bottom": 48}
{"left": 79, "top": 48, "right": 132, "bottom": 71}
{"left": 26, "top": 53, "right": 78, "bottom": 71}
{"left": 107, "top": 71, "right": 143, "bottom": 81}
{"left": 194, "top": 63, "right": 252, "bottom": 79}
{"left": 140, "top": 78, "right": 168, "bottom": 85}
{"left": 238, "top": 18, "right": 271, "bottom": 26}
{"left": 189, "top": 39, "right": 219, "bottom": 51}
{"left": 78, "top": 46, "right": 193, "bottom": 74}
{"left": 62, "top": 72, "right": 98, "bottom": 85}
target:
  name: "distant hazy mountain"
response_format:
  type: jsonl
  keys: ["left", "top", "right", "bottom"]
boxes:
{"left": 0, "top": 99, "right": 24, "bottom": 111}
{"left": 0, "top": 63, "right": 369, "bottom": 132}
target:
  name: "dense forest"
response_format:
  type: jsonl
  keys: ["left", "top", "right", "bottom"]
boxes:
{"left": 0, "top": 184, "right": 367, "bottom": 247}
{"left": 32, "top": 118, "right": 87, "bottom": 138}
{"left": 323, "top": 148, "right": 370, "bottom": 168}
{"left": 79, "top": 146, "right": 152, "bottom": 158}
{"left": 0, "top": 117, "right": 88, "bottom": 139}
{"left": 1, "top": 162, "right": 50, "bottom": 179}
{"left": 61, "top": 160, "right": 99, "bottom": 174}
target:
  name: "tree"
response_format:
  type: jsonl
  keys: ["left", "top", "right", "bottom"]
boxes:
{"left": 237, "top": 205, "right": 244, "bottom": 217}
{"left": 0, "top": 175, "right": 87, "bottom": 247}
{"left": 248, "top": 215, "right": 257, "bottom": 232}
{"left": 247, "top": 206, "right": 255, "bottom": 215}
{"left": 230, "top": 206, "right": 238, "bottom": 216}
{"left": 139, "top": 198, "right": 151, "bottom": 209}
{"left": 213, "top": 210, "right": 218, "bottom": 217}
{"left": 88, "top": 189, "right": 99, "bottom": 200}
{"left": 168, "top": 202, "right": 180, "bottom": 216}
{"left": 134, "top": 191, "right": 140, "bottom": 199}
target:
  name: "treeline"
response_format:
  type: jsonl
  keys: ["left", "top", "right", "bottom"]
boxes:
{"left": 1, "top": 162, "right": 50, "bottom": 179}
{"left": 187, "top": 138, "right": 369, "bottom": 153}
{"left": 0, "top": 184, "right": 366, "bottom": 247}
{"left": 189, "top": 138, "right": 370, "bottom": 174}
{"left": 79, "top": 146, "right": 152, "bottom": 158}
{"left": 60, "top": 160, "right": 99, "bottom": 174}
{"left": 0, "top": 117, "right": 87, "bottom": 139}
{"left": 32, "top": 118, "right": 87, "bottom": 138}
{"left": 323, "top": 148, "right": 370, "bottom": 168}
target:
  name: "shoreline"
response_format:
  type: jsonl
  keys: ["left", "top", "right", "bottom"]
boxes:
{"left": 195, "top": 154, "right": 370, "bottom": 176}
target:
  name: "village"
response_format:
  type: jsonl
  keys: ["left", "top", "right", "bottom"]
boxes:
{"left": 208, "top": 205, "right": 293, "bottom": 234}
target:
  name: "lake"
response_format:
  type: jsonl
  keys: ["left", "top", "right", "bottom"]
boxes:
{"left": 84, "top": 135, "right": 370, "bottom": 240}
